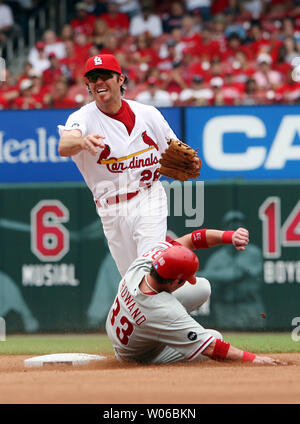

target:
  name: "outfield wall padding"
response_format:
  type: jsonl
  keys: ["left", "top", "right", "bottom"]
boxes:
{"left": 0, "top": 181, "right": 299, "bottom": 332}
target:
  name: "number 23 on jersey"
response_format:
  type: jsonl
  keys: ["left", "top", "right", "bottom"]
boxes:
{"left": 110, "top": 297, "right": 134, "bottom": 345}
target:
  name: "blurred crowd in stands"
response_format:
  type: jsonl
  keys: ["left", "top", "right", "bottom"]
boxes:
{"left": 2, "top": 0, "right": 300, "bottom": 109}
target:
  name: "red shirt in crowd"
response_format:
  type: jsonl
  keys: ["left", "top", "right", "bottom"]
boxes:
{"left": 180, "top": 33, "right": 202, "bottom": 52}
{"left": 191, "top": 39, "right": 221, "bottom": 61}
{"left": 33, "top": 85, "right": 51, "bottom": 106}
{"left": 211, "top": 0, "right": 229, "bottom": 15}
{"left": 74, "top": 42, "right": 94, "bottom": 62}
{"left": 221, "top": 81, "right": 245, "bottom": 101}
{"left": 0, "top": 82, "right": 18, "bottom": 95}
{"left": 134, "top": 47, "right": 159, "bottom": 66}
{"left": 0, "top": 95, "right": 9, "bottom": 109}
{"left": 42, "top": 67, "right": 63, "bottom": 86}
{"left": 71, "top": 14, "right": 97, "bottom": 36}
{"left": 221, "top": 44, "right": 254, "bottom": 62}
{"left": 231, "top": 65, "right": 256, "bottom": 82}
{"left": 100, "top": 12, "right": 129, "bottom": 31}
{"left": 13, "top": 95, "right": 42, "bottom": 109}
{"left": 273, "top": 62, "right": 293, "bottom": 78}
{"left": 52, "top": 97, "right": 77, "bottom": 108}
{"left": 187, "top": 61, "right": 208, "bottom": 80}
{"left": 98, "top": 47, "right": 125, "bottom": 56}
{"left": 249, "top": 39, "right": 273, "bottom": 56}
{"left": 60, "top": 55, "right": 86, "bottom": 81}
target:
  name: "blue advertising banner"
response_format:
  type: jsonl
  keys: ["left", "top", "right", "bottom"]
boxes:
{"left": 0, "top": 107, "right": 182, "bottom": 183}
{"left": 3, "top": 105, "right": 300, "bottom": 182}
{"left": 185, "top": 105, "right": 300, "bottom": 180}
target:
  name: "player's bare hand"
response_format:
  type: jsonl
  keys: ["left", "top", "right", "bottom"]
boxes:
{"left": 82, "top": 134, "right": 105, "bottom": 155}
{"left": 253, "top": 355, "right": 288, "bottom": 365}
{"left": 232, "top": 227, "right": 249, "bottom": 251}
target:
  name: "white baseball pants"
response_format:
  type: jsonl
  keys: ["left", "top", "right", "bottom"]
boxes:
{"left": 97, "top": 182, "right": 168, "bottom": 276}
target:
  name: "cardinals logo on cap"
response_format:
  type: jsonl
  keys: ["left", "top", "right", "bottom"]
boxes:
{"left": 84, "top": 54, "right": 122, "bottom": 76}
{"left": 94, "top": 56, "right": 102, "bottom": 65}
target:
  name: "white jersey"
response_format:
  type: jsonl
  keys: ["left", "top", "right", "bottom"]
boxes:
{"left": 58, "top": 99, "right": 176, "bottom": 202}
{"left": 106, "top": 242, "right": 215, "bottom": 364}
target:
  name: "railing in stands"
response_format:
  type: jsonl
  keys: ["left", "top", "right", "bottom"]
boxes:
{"left": 0, "top": 0, "right": 67, "bottom": 68}
{"left": 28, "top": 0, "right": 67, "bottom": 48}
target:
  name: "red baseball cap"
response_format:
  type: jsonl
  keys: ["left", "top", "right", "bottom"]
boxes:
{"left": 84, "top": 54, "right": 122, "bottom": 76}
{"left": 153, "top": 245, "right": 199, "bottom": 284}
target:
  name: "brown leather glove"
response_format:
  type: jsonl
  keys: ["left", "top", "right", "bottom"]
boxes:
{"left": 158, "top": 139, "right": 201, "bottom": 181}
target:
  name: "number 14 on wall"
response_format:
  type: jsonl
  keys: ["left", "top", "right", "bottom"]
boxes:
{"left": 259, "top": 197, "right": 300, "bottom": 258}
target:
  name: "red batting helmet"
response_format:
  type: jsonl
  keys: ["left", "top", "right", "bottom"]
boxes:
{"left": 84, "top": 54, "right": 122, "bottom": 76}
{"left": 153, "top": 246, "right": 199, "bottom": 284}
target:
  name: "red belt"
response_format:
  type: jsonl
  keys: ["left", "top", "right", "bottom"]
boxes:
{"left": 96, "top": 186, "right": 150, "bottom": 208}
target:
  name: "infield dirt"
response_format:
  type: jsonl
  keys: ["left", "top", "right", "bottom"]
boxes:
{"left": 0, "top": 353, "right": 299, "bottom": 404}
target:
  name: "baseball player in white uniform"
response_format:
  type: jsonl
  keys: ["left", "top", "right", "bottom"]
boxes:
{"left": 106, "top": 226, "right": 284, "bottom": 365}
{"left": 58, "top": 54, "right": 200, "bottom": 277}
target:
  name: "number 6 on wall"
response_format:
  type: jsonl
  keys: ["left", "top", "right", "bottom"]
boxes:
{"left": 31, "top": 200, "right": 70, "bottom": 262}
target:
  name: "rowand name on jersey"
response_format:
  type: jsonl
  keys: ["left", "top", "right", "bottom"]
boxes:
{"left": 119, "top": 280, "right": 147, "bottom": 326}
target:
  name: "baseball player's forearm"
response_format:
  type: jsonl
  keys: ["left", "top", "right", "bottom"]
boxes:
{"left": 203, "top": 339, "right": 247, "bottom": 361}
{"left": 202, "top": 339, "right": 284, "bottom": 365}
{"left": 176, "top": 230, "right": 223, "bottom": 249}
{"left": 58, "top": 133, "right": 85, "bottom": 156}
{"left": 58, "top": 131, "right": 105, "bottom": 157}
{"left": 176, "top": 228, "right": 249, "bottom": 251}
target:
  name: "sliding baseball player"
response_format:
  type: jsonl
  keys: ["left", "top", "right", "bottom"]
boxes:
{"left": 106, "top": 226, "right": 285, "bottom": 365}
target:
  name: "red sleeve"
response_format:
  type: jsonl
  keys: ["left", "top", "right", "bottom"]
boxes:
{"left": 165, "top": 235, "right": 182, "bottom": 246}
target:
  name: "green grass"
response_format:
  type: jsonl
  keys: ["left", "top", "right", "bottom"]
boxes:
{"left": 0, "top": 332, "right": 299, "bottom": 355}
{"left": 225, "top": 332, "right": 300, "bottom": 353}
{"left": 0, "top": 334, "right": 113, "bottom": 355}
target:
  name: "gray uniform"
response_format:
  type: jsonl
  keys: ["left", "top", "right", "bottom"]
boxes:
{"left": 106, "top": 242, "right": 220, "bottom": 364}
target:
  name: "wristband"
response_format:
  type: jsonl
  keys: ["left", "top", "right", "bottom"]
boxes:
{"left": 242, "top": 351, "right": 256, "bottom": 362}
{"left": 191, "top": 229, "right": 209, "bottom": 249}
{"left": 222, "top": 231, "right": 234, "bottom": 244}
{"left": 211, "top": 339, "right": 230, "bottom": 360}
